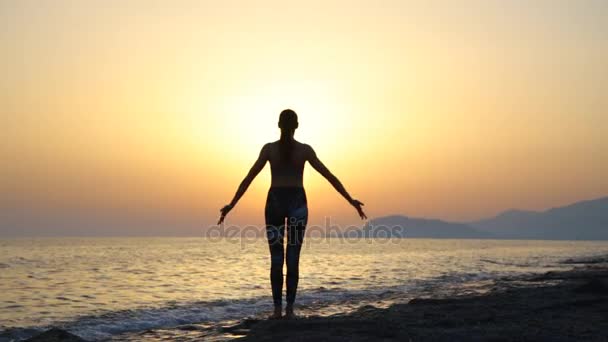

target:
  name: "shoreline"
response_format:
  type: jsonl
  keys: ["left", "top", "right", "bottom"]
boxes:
{"left": 231, "top": 264, "right": 608, "bottom": 341}
{"left": 17, "top": 256, "right": 608, "bottom": 341}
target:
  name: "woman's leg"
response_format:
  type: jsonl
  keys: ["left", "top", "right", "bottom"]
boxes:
{"left": 285, "top": 191, "right": 307, "bottom": 319}
{"left": 266, "top": 221, "right": 285, "bottom": 312}
{"left": 265, "top": 188, "right": 286, "bottom": 317}
{"left": 285, "top": 219, "right": 305, "bottom": 307}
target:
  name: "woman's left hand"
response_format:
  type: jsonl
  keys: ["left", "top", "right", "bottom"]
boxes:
{"left": 350, "top": 199, "right": 367, "bottom": 220}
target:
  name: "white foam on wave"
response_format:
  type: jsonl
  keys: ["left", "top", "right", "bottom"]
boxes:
{"left": 7, "top": 271, "right": 502, "bottom": 341}
{"left": 0, "top": 284, "right": 409, "bottom": 340}
{"left": 1, "top": 263, "right": 561, "bottom": 342}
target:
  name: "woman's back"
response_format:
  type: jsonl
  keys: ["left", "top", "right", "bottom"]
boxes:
{"left": 267, "top": 140, "right": 307, "bottom": 188}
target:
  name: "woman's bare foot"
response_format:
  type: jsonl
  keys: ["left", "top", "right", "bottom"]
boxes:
{"left": 284, "top": 304, "right": 296, "bottom": 319}
{"left": 269, "top": 306, "right": 282, "bottom": 320}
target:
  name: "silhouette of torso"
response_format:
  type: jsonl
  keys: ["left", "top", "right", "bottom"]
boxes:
{"left": 267, "top": 140, "right": 307, "bottom": 188}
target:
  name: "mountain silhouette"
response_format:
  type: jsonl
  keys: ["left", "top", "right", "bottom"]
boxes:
{"left": 363, "top": 215, "right": 492, "bottom": 239}
{"left": 365, "top": 196, "right": 608, "bottom": 240}
{"left": 470, "top": 196, "right": 608, "bottom": 240}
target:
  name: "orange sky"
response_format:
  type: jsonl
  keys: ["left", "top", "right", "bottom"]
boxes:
{"left": 2, "top": 0, "right": 607, "bottom": 235}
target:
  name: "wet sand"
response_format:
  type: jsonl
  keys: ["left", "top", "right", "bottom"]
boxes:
{"left": 230, "top": 264, "right": 608, "bottom": 341}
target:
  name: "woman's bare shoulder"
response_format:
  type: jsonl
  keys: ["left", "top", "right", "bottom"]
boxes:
{"left": 264, "top": 141, "right": 280, "bottom": 149}
{"left": 294, "top": 141, "right": 315, "bottom": 158}
{"left": 293, "top": 140, "right": 312, "bottom": 149}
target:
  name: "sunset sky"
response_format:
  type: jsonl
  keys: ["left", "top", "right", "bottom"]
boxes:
{"left": 2, "top": 0, "right": 607, "bottom": 236}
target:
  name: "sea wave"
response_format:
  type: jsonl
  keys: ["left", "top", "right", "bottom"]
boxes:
{"left": 0, "top": 271, "right": 502, "bottom": 341}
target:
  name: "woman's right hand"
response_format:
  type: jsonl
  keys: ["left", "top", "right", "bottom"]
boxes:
{"left": 350, "top": 199, "right": 367, "bottom": 220}
{"left": 217, "top": 204, "right": 233, "bottom": 224}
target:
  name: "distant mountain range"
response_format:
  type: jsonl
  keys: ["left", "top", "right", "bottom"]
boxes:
{"left": 365, "top": 196, "right": 608, "bottom": 240}
{"left": 362, "top": 215, "right": 494, "bottom": 239}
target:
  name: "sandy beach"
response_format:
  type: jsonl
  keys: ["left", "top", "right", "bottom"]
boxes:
{"left": 21, "top": 256, "right": 608, "bottom": 342}
{"left": 230, "top": 264, "right": 608, "bottom": 341}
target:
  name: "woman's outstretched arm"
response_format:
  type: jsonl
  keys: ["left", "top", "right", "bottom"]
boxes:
{"left": 218, "top": 144, "right": 269, "bottom": 224}
{"left": 306, "top": 145, "right": 367, "bottom": 219}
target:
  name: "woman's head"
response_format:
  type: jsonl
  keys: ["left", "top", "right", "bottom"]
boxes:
{"left": 278, "top": 109, "right": 297, "bottom": 161}
{"left": 278, "top": 109, "right": 298, "bottom": 131}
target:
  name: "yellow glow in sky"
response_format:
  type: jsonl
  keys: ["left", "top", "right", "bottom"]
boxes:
{"left": 2, "top": 0, "right": 608, "bottom": 235}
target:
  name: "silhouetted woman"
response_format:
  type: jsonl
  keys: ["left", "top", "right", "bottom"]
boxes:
{"left": 218, "top": 109, "right": 366, "bottom": 319}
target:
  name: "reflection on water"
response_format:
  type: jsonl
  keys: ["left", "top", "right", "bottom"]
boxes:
{"left": 1, "top": 237, "right": 607, "bottom": 340}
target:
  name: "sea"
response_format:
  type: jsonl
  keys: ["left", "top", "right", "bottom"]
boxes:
{"left": 1, "top": 237, "right": 608, "bottom": 340}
